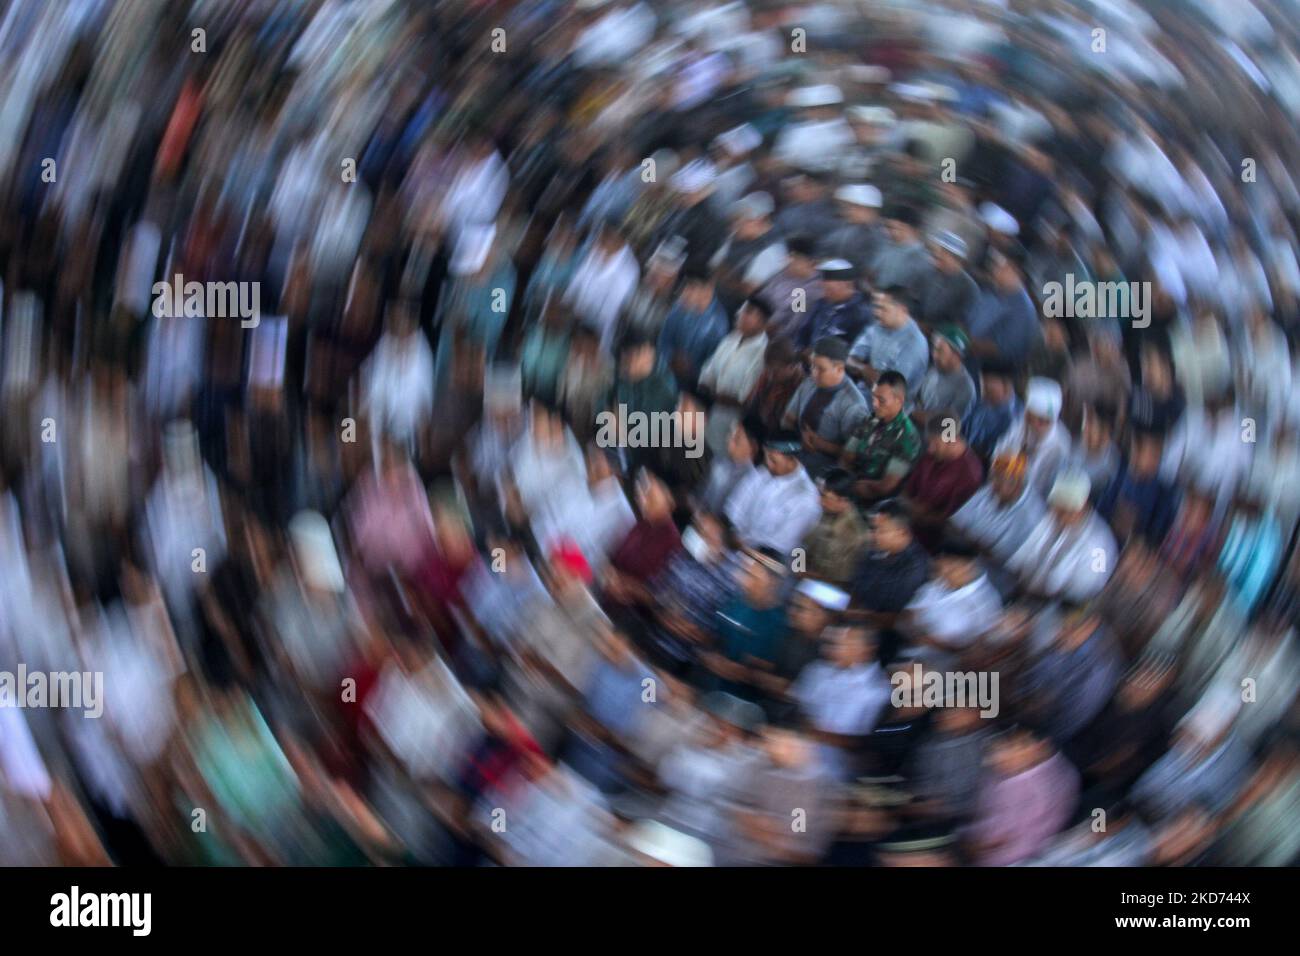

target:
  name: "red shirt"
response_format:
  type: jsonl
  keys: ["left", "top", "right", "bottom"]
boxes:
{"left": 906, "top": 448, "right": 985, "bottom": 517}
{"left": 610, "top": 518, "right": 682, "bottom": 581}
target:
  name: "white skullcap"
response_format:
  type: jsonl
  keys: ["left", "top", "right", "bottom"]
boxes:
{"left": 847, "top": 105, "right": 896, "bottom": 127}
{"left": 713, "top": 123, "right": 762, "bottom": 157}
{"left": 797, "top": 578, "right": 851, "bottom": 611}
{"left": 889, "top": 81, "right": 936, "bottom": 103}
{"left": 787, "top": 84, "right": 844, "bottom": 108}
{"left": 649, "top": 235, "right": 688, "bottom": 271}
{"left": 732, "top": 191, "right": 775, "bottom": 219}
{"left": 834, "top": 184, "right": 883, "bottom": 208}
{"left": 979, "top": 202, "right": 1020, "bottom": 236}
{"left": 1047, "top": 470, "right": 1091, "bottom": 512}
{"left": 1025, "top": 377, "right": 1063, "bottom": 420}
{"left": 450, "top": 223, "right": 496, "bottom": 276}
{"left": 845, "top": 64, "right": 892, "bottom": 84}
{"left": 626, "top": 820, "right": 714, "bottom": 867}
{"left": 670, "top": 159, "right": 719, "bottom": 194}
{"left": 930, "top": 230, "right": 968, "bottom": 259}
{"left": 290, "top": 511, "right": 346, "bottom": 593}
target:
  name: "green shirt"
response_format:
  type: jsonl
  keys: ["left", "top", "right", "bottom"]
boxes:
{"left": 845, "top": 413, "right": 922, "bottom": 481}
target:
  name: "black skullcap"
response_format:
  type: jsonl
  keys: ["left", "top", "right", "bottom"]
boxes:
{"left": 764, "top": 428, "right": 803, "bottom": 455}
{"left": 785, "top": 234, "right": 817, "bottom": 257}
{"left": 821, "top": 467, "right": 855, "bottom": 497}
{"left": 884, "top": 204, "right": 921, "bottom": 227}
{"left": 813, "top": 336, "right": 850, "bottom": 361}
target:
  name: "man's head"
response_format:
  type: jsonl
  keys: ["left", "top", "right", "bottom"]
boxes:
{"left": 933, "top": 540, "right": 980, "bottom": 590}
{"left": 930, "top": 326, "right": 968, "bottom": 372}
{"left": 1047, "top": 469, "right": 1092, "bottom": 527}
{"left": 834, "top": 184, "right": 882, "bottom": 225}
{"left": 1023, "top": 377, "right": 1062, "bottom": 442}
{"left": 872, "top": 370, "right": 908, "bottom": 420}
{"left": 828, "top": 625, "right": 876, "bottom": 668}
{"left": 678, "top": 267, "right": 715, "bottom": 311}
{"left": 736, "top": 297, "right": 771, "bottom": 337}
{"left": 818, "top": 260, "right": 858, "bottom": 303}
{"left": 790, "top": 578, "right": 847, "bottom": 636}
{"left": 883, "top": 204, "right": 921, "bottom": 244}
{"left": 739, "top": 549, "right": 786, "bottom": 606}
{"left": 925, "top": 413, "right": 967, "bottom": 460}
{"left": 1081, "top": 402, "right": 1117, "bottom": 453}
{"left": 990, "top": 451, "right": 1028, "bottom": 504}
{"left": 989, "top": 246, "right": 1026, "bottom": 292}
{"left": 635, "top": 468, "right": 675, "bottom": 521}
{"left": 1129, "top": 426, "right": 1165, "bottom": 478}
{"left": 811, "top": 336, "right": 850, "bottom": 388}
{"left": 786, "top": 235, "right": 818, "bottom": 277}
{"left": 928, "top": 231, "right": 967, "bottom": 274}
{"left": 782, "top": 168, "right": 830, "bottom": 204}
{"left": 868, "top": 499, "right": 913, "bottom": 552}
{"left": 873, "top": 286, "right": 913, "bottom": 329}
{"left": 727, "top": 418, "right": 761, "bottom": 466}
{"left": 618, "top": 331, "right": 658, "bottom": 380}
{"left": 763, "top": 431, "right": 803, "bottom": 476}
{"left": 818, "top": 467, "right": 855, "bottom": 513}
{"left": 596, "top": 217, "right": 627, "bottom": 253}
{"left": 979, "top": 358, "right": 1016, "bottom": 406}
{"left": 731, "top": 192, "right": 775, "bottom": 239}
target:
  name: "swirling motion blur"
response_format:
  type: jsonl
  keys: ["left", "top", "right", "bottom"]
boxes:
{"left": 0, "top": 0, "right": 1298, "bottom": 867}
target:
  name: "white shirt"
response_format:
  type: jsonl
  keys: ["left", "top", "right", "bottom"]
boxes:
{"left": 566, "top": 243, "right": 640, "bottom": 354}
{"left": 773, "top": 118, "right": 856, "bottom": 173}
{"left": 1006, "top": 511, "right": 1117, "bottom": 603}
{"left": 994, "top": 418, "right": 1072, "bottom": 498}
{"left": 362, "top": 330, "right": 435, "bottom": 447}
{"left": 724, "top": 465, "right": 822, "bottom": 555}
{"left": 906, "top": 573, "right": 1003, "bottom": 648}
{"left": 532, "top": 476, "right": 637, "bottom": 571}
{"left": 792, "top": 661, "right": 891, "bottom": 736}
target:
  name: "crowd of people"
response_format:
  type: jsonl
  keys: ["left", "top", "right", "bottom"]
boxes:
{"left": 1, "top": 0, "right": 1299, "bottom": 866}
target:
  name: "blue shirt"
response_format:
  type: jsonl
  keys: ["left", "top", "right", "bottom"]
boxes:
{"left": 966, "top": 287, "right": 1042, "bottom": 365}
{"left": 659, "top": 298, "right": 730, "bottom": 382}
{"left": 963, "top": 395, "right": 1020, "bottom": 460}
{"left": 801, "top": 292, "right": 873, "bottom": 349}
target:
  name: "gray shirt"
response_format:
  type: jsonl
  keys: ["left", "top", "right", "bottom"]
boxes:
{"left": 849, "top": 320, "right": 930, "bottom": 395}
{"left": 916, "top": 365, "right": 977, "bottom": 419}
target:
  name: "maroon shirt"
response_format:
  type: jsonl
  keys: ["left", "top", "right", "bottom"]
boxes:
{"left": 906, "top": 448, "right": 985, "bottom": 517}
{"left": 610, "top": 518, "right": 682, "bottom": 581}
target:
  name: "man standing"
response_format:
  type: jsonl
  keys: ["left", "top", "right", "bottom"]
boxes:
{"left": 819, "top": 184, "right": 885, "bottom": 275}
{"left": 915, "top": 325, "right": 977, "bottom": 425}
{"left": 904, "top": 416, "right": 985, "bottom": 542}
{"left": 994, "top": 377, "right": 1072, "bottom": 497}
{"left": 966, "top": 247, "right": 1042, "bottom": 366}
{"left": 698, "top": 298, "right": 771, "bottom": 455}
{"left": 840, "top": 371, "right": 922, "bottom": 503}
{"left": 725, "top": 431, "right": 823, "bottom": 556}
{"left": 781, "top": 337, "right": 870, "bottom": 477}
{"left": 870, "top": 204, "right": 931, "bottom": 299}
{"left": 916, "top": 231, "right": 979, "bottom": 331}
{"left": 1006, "top": 470, "right": 1118, "bottom": 603}
{"left": 848, "top": 286, "right": 929, "bottom": 395}
{"left": 801, "top": 260, "right": 873, "bottom": 349}
{"left": 658, "top": 266, "right": 729, "bottom": 390}
{"left": 758, "top": 234, "right": 824, "bottom": 347}
{"left": 566, "top": 218, "right": 640, "bottom": 356}
{"left": 962, "top": 358, "right": 1021, "bottom": 463}
{"left": 948, "top": 451, "right": 1046, "bottom": 566}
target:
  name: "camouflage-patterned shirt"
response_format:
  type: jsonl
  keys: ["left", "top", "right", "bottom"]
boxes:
{"left": 844, "top": 413, "right": 922, "bottom": 481}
